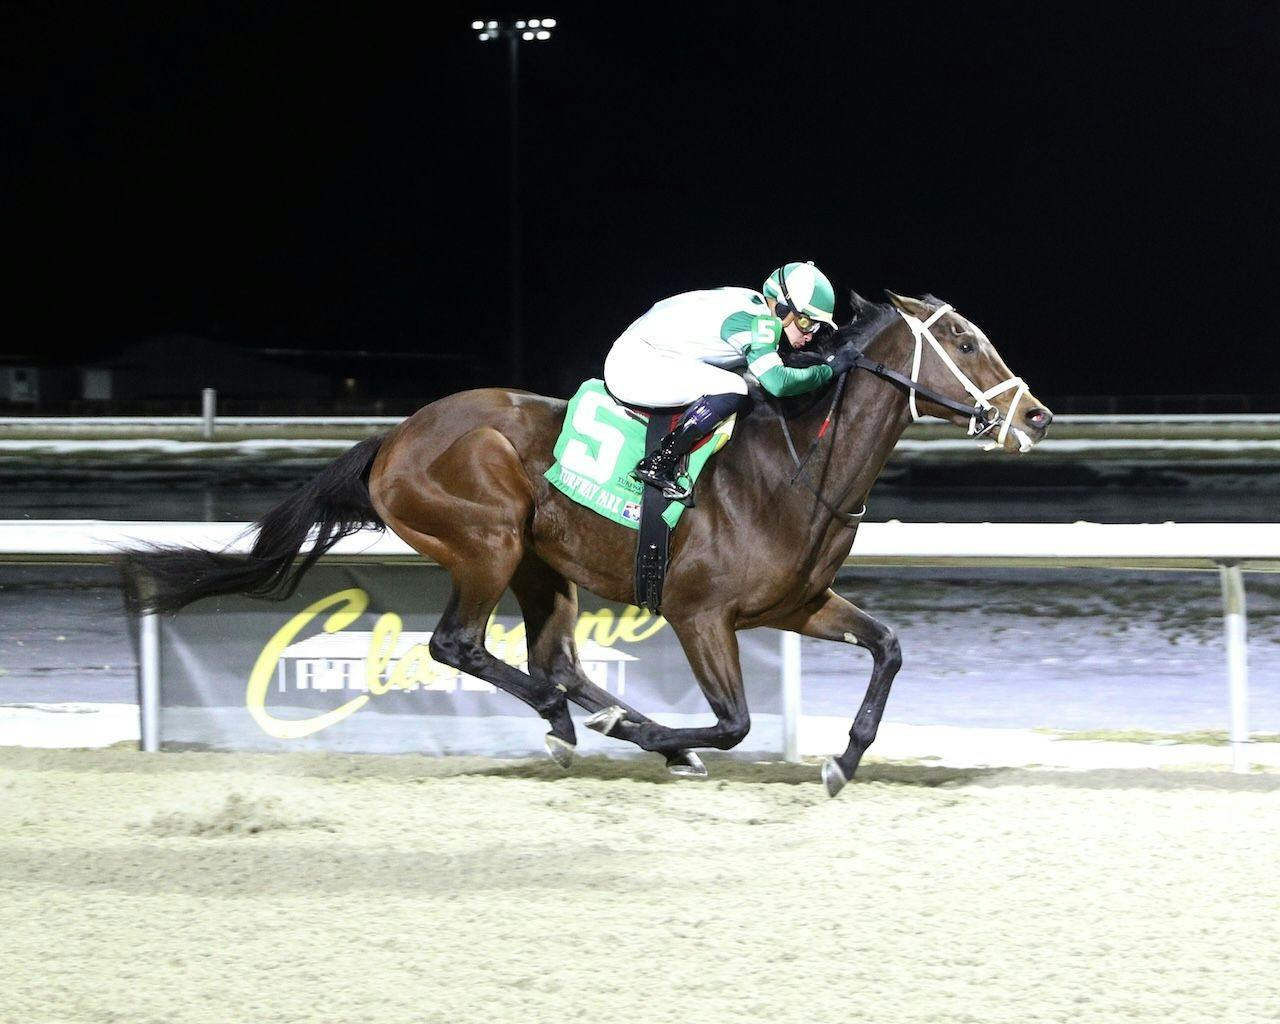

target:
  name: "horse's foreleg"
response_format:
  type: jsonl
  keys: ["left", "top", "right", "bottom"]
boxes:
{"left": 604, "top": 611, "right": 750, "bottom": 762}
{"left": 772, "top": 588, "right": 902, "bottom": 797}
{"left": 509, "top": 558, "right": 704, "bottom": 775}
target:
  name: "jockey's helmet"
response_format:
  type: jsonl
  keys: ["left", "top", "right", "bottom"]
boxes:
{"left": 763, "top": 261, "right": 837, "bottom": 330}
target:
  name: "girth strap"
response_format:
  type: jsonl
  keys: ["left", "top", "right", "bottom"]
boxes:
{"left": 634, "top": 411, "right": 675, "bottom": 613}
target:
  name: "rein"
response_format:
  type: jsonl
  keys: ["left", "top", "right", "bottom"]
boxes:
{"left": 774, "top": 371, "right": 866, "bottom": 528}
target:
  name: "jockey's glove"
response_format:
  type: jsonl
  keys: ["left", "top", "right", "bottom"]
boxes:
{"left": 825, "top": 347, "right": 860, "bottom": 377}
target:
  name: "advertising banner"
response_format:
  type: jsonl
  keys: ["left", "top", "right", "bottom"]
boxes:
{"left": 157, "top": 565, "right": 787, "bottom": 757}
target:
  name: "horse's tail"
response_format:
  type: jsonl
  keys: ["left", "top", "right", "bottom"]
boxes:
{"left": 124, "top": 434, "right": 387, "bottom": 615}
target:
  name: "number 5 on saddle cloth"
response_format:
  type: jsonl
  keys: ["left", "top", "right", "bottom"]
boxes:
{"left": 544, "top": 379, "right": 737, "bottom": 612}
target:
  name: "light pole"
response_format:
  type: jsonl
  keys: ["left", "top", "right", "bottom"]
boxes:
{"left": 473, "top": 18, "right": 557, "bottom": 388}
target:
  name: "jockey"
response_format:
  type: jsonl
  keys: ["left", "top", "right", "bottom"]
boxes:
{"left": 603, "top": 261, "right": 839, "bottom": 497}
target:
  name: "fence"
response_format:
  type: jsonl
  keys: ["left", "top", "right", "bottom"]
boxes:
{"left": 2, "top": 520, "right": 1276, "bottom": 771}
{"left": 4, "top": 393, "right": 1279, "bottom": 417}
{"left": 4, "top": 412, "right": 1280, "bottom": 443}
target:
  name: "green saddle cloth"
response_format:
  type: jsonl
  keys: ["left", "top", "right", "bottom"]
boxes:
{"left": 544, "top": 379, "right": 735, "bottom": 531}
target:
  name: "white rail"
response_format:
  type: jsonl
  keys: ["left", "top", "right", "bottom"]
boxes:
{"left": 1, "top": 520, "right": 1276, "bottom": 771}
{"left": 3, "top": 519, "right": 1280, "bottom": 569}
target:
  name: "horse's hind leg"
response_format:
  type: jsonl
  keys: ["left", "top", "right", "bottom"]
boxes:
{"left": 510, "top": 558, "right": 706, "bottom": 776}
{"left": 378, "top": 428, "right": 576, "bottom": 764}
{"left": 431, "top": 583, "right": 578, "bottom": 765}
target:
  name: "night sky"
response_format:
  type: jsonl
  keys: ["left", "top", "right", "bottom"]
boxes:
{"left": 7, "top": 1, "right": 1280, "bottom": 402}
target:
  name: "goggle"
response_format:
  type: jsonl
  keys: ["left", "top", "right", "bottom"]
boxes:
{"left": 791, "top": 312, "right": 827, "bottom": 335}
{"left": 775, "top": 264, "right": 830, "bottom": 336}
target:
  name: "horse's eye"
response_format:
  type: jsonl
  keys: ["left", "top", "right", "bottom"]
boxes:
{"left": 958, "top": 341, "right": 975, "bottom": 354}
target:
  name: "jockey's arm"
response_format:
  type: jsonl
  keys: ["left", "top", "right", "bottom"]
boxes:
{"left": 732, "top": 315, "right": 835, "bottom": 397}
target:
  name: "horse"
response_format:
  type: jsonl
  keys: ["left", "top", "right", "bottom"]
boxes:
{"left": 127, "top": 290, "right": 1052, "bottom": 797}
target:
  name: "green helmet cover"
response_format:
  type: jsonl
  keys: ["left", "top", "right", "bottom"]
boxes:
{"left": 762, "top": 261, "right": 836, "bottom": 326}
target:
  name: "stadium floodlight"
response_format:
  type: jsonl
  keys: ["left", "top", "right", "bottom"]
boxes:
{"left": 473, "top": 16, "right": 555, "bottom": 43}
{"left": 470, "top": 17, "right": 559, "bottom": 386}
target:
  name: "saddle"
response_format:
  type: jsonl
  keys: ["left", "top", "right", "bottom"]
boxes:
{"left": 542, "top": 380, "right": 736, "bottom": 615}
{"left": 603, "top": 387, "right": 709, "bottom": 615}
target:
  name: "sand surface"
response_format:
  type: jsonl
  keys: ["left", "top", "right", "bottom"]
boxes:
{"left": 2, "top": 747, "right": 1277, "bottom": 1024}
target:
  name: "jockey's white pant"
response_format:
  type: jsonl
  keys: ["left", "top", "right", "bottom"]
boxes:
{"left": 603, "top": 335, "right": 748, "bottom": 408}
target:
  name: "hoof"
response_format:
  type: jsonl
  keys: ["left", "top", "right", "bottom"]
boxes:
{"left": 666, "top": 751, "right": 708, "bottom": 778}
{"left": 585, "top": 706, "right": 625, "bottom": 736}
{"left": 544, "top": 734, "right": 575, "bottom": 769}
{"left": 821, "top": 757, "right": 849, "bottom": 798}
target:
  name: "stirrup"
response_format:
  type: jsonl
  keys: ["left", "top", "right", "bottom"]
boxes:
{"left": 633, "top": 465, "right": 691, "bottom": 501}
{"left": 659, "top": 479, "right": 692, "bottom": 501}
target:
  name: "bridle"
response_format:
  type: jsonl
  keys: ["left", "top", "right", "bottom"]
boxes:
{"left": 892, "top": 303, "right": 1033, "bottom": 453}
{"left": 774, "top": 301, "right": 1033, "bottom": 527}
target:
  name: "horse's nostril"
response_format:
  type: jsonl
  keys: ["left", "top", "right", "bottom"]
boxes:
{"left": 1026, "top": 407, "right": 1052, "bottom": 429}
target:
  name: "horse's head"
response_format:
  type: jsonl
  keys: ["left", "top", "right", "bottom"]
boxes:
{"left": 854, "top": 290, "right": 1052, "bottom": 453}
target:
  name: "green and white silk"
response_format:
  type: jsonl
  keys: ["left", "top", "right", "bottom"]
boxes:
{"left": 722, "top": 308, "right": 835, "bottom": 397}
{"left": 605, "top": 287, "right": 832, "bottom": 407}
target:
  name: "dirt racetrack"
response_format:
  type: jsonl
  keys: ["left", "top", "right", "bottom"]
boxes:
{"left": 1, "top": 747, "right": 1277, "bottom": 1024}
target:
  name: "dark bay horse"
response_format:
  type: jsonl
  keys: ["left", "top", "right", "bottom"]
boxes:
{"left": 129, "top": 291, "right": 1052, "bottom": 797}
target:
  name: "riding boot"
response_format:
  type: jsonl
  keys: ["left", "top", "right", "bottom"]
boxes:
{"left": 633, "top": 392, "right": 750, "bottom": 498}
{"left": 633, "top": 419, "right": 704, "bottom": 497}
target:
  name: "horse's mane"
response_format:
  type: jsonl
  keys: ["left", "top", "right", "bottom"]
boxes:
{"left": 811, "top": 292, "right": 900, "bottom": 360}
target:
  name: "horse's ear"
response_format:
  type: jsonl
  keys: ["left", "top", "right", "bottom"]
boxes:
{"left": 885, "top": 290, "right": 927, "bottom": 317}
{"left": 848, "top": 289, "right": 874, "bottom": 316}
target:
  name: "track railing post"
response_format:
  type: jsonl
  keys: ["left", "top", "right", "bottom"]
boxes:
{"left": 201, "top": 388, "right": 217, "bottom": 440}
{"left": 1217, "top": 562, "right": 1250, "bottom": 774}
{"left": 781, "top": 631, "right": 802, "bottom": 762}
{"left": 138, "top": 582, "right": 161, "bottom": 753}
